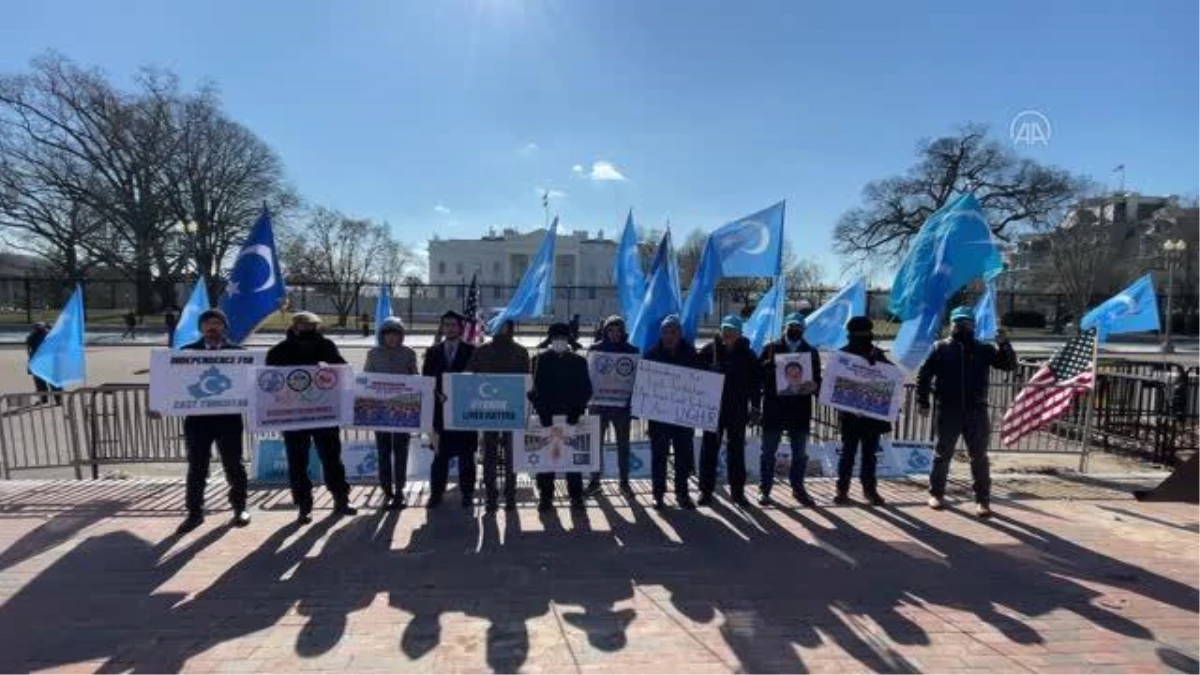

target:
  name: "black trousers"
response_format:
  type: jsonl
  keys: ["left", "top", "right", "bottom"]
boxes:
{"left": 283, "top": 427, "right": 350, "bottom": 512}
{"left": 837, "top": 422, "right": 881, "bottom": 496}
{"left": 375, "top": 431, "right": 411, "bottom": 497}
{"left": 593, "top": 412, "right": 632, "bottom": 482}
{"left": 536, "top": 471, "right": 584, "bottom": 502}
{"left": 700, "top": 423, "right": 747, "bottom": 499}
{"left": 184, "top": 419, "right": 247, "bottom": 515}
{"left": 649, "top": 425, "right": 694, "bottom": 500}
{"left": 929, "top": 407, "right": 992, "bottom": 504}
{"left": 32, "top": 376, "right": 62, "bottom": 405}
{"left": 430, "top": 430, "right": 478, "bottom": 499}
{"left": 483, "top": 432, "right": 517, "bottom": 504}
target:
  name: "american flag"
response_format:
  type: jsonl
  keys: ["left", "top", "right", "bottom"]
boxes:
{"left": 463, "top": 272, "right": 484, "bottom": 344}
{"left": 1001, "top": 329, "right": 1097, "bottom": 446}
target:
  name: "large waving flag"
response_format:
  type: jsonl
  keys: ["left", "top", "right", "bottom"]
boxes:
{"left": 374, "top": 283, "right": 393, "bottom": 338}
{"left": 614, "top": 210, "right": 646, "bottom": 324}
{"left": 744, "top": 276, "right": 786, "bottom": 355}
{"left": 973, "top": 281, "right": 999, "bottom": 341}
{"left": 804, "top": 277, "right": 867, "bottom": 349}
{"left": 487, "top": 218, "right": 558, "bottom": 333}
{"left": 1079, "top": 273, "right": 1160, "bottom": 342}
{"left": 30, "top": 285, "right": 86, "bottom": 388}
{"left": 629, "top": 229, "right": 683, "bottom": 353}
{"left": 680, "top": 200, "right": 787, "bottom": 340}
{"left": 172, "top": 277, "right": 210, "bottom": 349}
{"left": 889, "top": 194, "right": 1003, "bottom": 369}
{"left": 219, "top": 208, "right": 287, "bottom": 345}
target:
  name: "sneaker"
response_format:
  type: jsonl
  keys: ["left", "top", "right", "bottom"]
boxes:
{"left": 389, "top": 495, "right": 408, "bottom": 510}
{"left": 426, "top": 494, "right": 443, "bottom": 509}
{"left": 927, "top": 496, "right": 945, "bottom": 510}
{"left": 758, "top": 491, "right": 773, "bottom": 507}
{"left": 696, "top": 493, "right": 715, "bottom": 507}
{"left": 569, "top": 498, "right": 586, "bottom": 511}
{"left": 537, "top": 499, "right": 554, "bottom": 513}
{"left": 832, "top": 493, "right": 852, "bottom": 506}
{"left": 334, "top": 504, "right": 359, "bottom": 517}
{"left": 505, "top": 499, "right": 517, "bottom": 511}
{"left": 585, "top": 479, "right": 603, "bottom": 497}
{"left": 297, "top": 510, "right": 313, "bottom": 525}
{"left": 677, "top": 495, "right": 696, "bottom": 510}
{"left": 865, "top": 492, "right": 886, "bottom": 507}
{"left": 175, "top": 513, "right": 204, "bottom": 535}
{"left": 653, "top": 497, "right": 666, "bottom": 510}
{"left": 793, "top": 489, "right": 816, "bottom": 507}
{"left": 976, "top": 502, "right": 993, "bottom": 518}
{"left": 231, "top": 510, "right": 251, "bottom": 527}
{"left": 619, "top": 480, "right": 633, "bottom": 495}
{"left": 731, "top": 495, "right": 751, "bottom": 508}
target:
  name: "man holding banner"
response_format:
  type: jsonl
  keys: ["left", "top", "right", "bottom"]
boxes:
{"left": 423, "top": 310, "right": 479, "bottom": 509}
{"left": 465, "top": 318, "right": 530, "bottom": 512}
{"left": 697, "top": 315, "right": 760, "bottom": 507}
{"left": 529, "top": 322, "right": 594, "bottom": 511}
{"left": 586, "top": 315, "right": 640, "bottom": 495}
{"left": 642, "top": 315, "right": 699, "bottom": 510}
{"left": 757, "top": 312, "right": 821, "bottom": 507}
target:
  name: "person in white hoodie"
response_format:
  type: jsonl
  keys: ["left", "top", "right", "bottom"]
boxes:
{"left": 364, "top": 317, "right": 419, "bottom": 509}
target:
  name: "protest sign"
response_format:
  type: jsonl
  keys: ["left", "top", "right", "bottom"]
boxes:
{"left": 148, "top": 349, "right": 265, "bottom": 416}
{"left": 587, "top": 352, "right": 640, "bottom": 408}
{"left": 351, "top": 373, "right": 435, "bottom": 432}
{"left": 818, "top": 351, "right": 905, "bottom": 422}
{"left": 251, "top": 438, "right": 322, "bottom": 484}
{"left": 631, "top": 360, "right": 724, "bottom": 432}
{"left": 603, "top": 440, "right": 653, "bottom": 479}
{"left": 443, "top": 373, "right": 530, "bottom": 430}
{"left": 247, "top": 365, "right": 353, "bottom": 432}
{"left": 773, "top": 352, "right": 814, "bottom": 397}
{"left": 817, "top": 439, "right": 934, "bottom": 478}
{"left": 513, "top": 415, "right": 601, "bottom": 473}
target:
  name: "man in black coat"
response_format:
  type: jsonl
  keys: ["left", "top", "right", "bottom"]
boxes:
{"left": 25, "top": 322, "right": 61, "bottom": 405}
{"left": 642, "top": 315, "right": 698, "bottom": 510}
{"left": 529, "top": 322, "right": 594, "bottom": 511}
{"left": 422, "top": 310, "right": 479, "bottom": 509}
{"left": 835, "top": 317, "right": 894, "bottom": 507}
{"left": 757, "top": 312, "right": 822, "bottom": 507}
{"left": 585, "top": 315, "right": 641, "bottom": 495}
{"left": 697, "top": 314, "right": 760, "bottom": 507}
{"left": 266, "top": 311, "right": 356, "bottom": 523}
{"left": 175, "top": 308, "right": 251, "bottom": 534}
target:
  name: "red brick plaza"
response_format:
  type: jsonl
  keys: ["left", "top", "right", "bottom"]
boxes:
{"left": 0, "top": 475, "right": 1196, "bottom": 674}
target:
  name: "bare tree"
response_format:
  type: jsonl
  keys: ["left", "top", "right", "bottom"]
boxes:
{"left": 282, "top": 207, "right": 390, "bottom": 327}
{"left": 0, "top": 152, "right": 101, "bottom": 280}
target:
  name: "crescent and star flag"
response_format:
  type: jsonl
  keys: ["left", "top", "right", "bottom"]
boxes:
{"left": 487, "top": 218, "right": 557, "bottom": 334}
{"left": 743, "top": 276, "right": 785, "bottom": 355}
{"left": 614, "top": 209, "right": 647, "bottom": 325}
{"left": 219, "top": 207, "right": 287, "bottom": 345}
{"left": 1001, "top": 328, "right": 1097, "bottom": 446}
{"left": 803, "top": 277, "right": 867, "bottom": 349}
{"left": 1079, "top": 273, "right": 1160, "bottom": 343}
{"left": 629, "top": 229, "right": 683, "bottom": 353}
{"left": 29, "top": 284, "right": 86, "bottom": 388}
{"left": 172, "top": 277, "right": 211, "bottom": 349}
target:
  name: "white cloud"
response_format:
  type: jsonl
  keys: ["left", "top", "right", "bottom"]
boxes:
{"left": 587, "top": 160, "right": 626, "bottom": 181}
{"left": 572, "top": 164, "right": 585, "bottom": 175}
{"left": 433, "top": 204, "right": 451, "bottom": 214}
{"left": 536, "top": 187, "right": 568, "bottom": 199}
{"left": 520, "top": 141, "right": 540, "bottom": 155}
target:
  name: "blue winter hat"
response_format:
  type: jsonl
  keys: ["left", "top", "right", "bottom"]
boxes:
{"left": 949, "top": 306, "right": 976, "bottom": 323}
{"left": 720, "top": 314, "right": 744, "bottom": 332}
{"left": 660, "top": 314, "right": 682, "bottom": 329}
{"left": 783, "top": 312, "right": 805, "bottom": 328}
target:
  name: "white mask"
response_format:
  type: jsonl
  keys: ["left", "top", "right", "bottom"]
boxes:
{"left": 550, "top": 339, "right": 569, "bottom": 353}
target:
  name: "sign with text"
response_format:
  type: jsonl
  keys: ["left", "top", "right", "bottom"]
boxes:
{"left": 351, "top": 373, "right": 435, "bottom": 432}
{"left": 247, "top": 365, "right": 353, "bottom": 432}
{"left": 148, "top": 349, "right": 265, "bottom": 416}
{"left": 443, "top": 373, "right": 530, "bottom": 431}
{"left": 817, "top": 439, "right": 934, "bottom": 478}
{"left": 818, "top": 352, "right": 905, "bottom": 422}
{"left": 587, "top": 352, "right": 640, "bottom": 408}
{"left": 513, "top": 415, "right": 601, "bottom": 473}
{"left": 773, "top": 352, "right": 815, "bottom": 397}
{"left": 631, "top": 360, "right": 724, "bottom": 431}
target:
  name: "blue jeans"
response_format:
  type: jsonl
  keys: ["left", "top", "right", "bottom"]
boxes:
{"left": 759, "top": 427, "right": 808, "bottom": 494}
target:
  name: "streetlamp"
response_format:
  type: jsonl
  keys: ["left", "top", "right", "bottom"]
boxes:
{"left": 1161, "top": 239, "right": 1187, "bottom": 353}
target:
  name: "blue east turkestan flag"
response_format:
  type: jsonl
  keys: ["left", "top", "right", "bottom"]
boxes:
{"left": 629, "top": 229, "right": 683, "bottom": 353}
{"left": 30, "top": 285, "right": 86, "bottom": 388}
{"left": 172, "top": 277, "right": 211, "bottom": 349}
{"left": 1080, "top": 273, "right": 1161, "bottom": 342}
{"left": 803, "top": 277, "right": 867, "bottom": 349}
{"left": 488, "top": 218, "right": 558, "bottom": 333}
{"left": 375, "top": 283, "right": 393, "bottom": 338}
{"left": 614, "top": 209, "right": 646, "bottom": 325}
{"left": 889, "top": 194, "right": 1004, "bottom": 370}
{"left": 743, "top": 276, "right": 786, "bottom": 355}
{"left": 973, "top": 281, "right": 999, "bottom": 341}
{"left": 219, "top": 207, "right": 287, "bottom": 345}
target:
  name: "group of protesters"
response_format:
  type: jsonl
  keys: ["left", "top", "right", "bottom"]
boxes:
{"left": 169, "top": 303, "right": 1015, "bottom": 535}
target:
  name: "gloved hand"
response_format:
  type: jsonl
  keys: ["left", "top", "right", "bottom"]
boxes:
{"left": 539, "top": 414, "right": 553, "bottom": 427}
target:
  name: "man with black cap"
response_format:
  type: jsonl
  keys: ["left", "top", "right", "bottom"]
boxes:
{"left": 917, "top": 306, "right": 1016, "bottom": 518}
{"left": 642, "top": 314, "right": 698, "bottom": 509}
{"left": 757, "top": 312, "right": 822, "bottom": 507}
{"left": 585, "top": 315, "right": 640, "bottom": 495}
{"left": 529, "top": 321, "right": 593, "bottom": 511}
{"left": 25, "top": 321, "right": 61, "bottom": 404}
{"left": 465, "top": 318, "right": 530, "bottom": 512}
{"left": 697, "top": 314, "right": 760, "bottom": 507}
{"left": 835, "top": 316, "right": 893, "bottom": 507}
{"left": 266, "top": 311, "right": 357, "bottom": 523}
{"left": 422, "top": 310, "right": 479, "bottom": 508}
{"left": 176, "top": 308, "right": 250, "bottom": 533}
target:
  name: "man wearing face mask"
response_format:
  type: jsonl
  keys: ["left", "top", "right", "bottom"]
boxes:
{"left": 643, "top": 315, "right": 698, "bottom": 509}
{"left": 696, "top": 315, "right": 760, "bottom": 508}
{"left": 266, "top": 312, "right": 356, "bottom": 523}
{"left": 757, "top": 312, "right": 822, "bottom": 507}
{"left": 585, "top": 315, "right": 640, "bottom": 495}
{"left": 422, "top": 310, "right": 479, "bottom": 509}
{"left": 835, "top": 317, "right": 893, "bottom": 506}
{"left": 528, "top": 322, "right": 593, "bottom": 511}
{"left": 917, "top": 306, "right": 1016, "bottom": 518}
{"left": 465, "top": 318, "right": 530, "bottom": 512}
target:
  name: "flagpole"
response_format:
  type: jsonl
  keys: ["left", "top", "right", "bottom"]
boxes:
{"left": 1077, "top": 335, "right": 1100, "bottom": 473}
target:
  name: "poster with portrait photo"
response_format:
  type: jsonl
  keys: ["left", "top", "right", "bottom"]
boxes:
{"left": 773, "top": 352, "right": 814, "bottom": 397}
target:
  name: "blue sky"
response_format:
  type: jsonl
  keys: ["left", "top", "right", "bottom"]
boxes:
{"left": 1, "top": 0, "right": 1196, "bottom": 284}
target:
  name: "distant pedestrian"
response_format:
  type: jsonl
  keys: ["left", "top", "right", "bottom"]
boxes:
{"left": 25, "top": 322, "right": 61, "bottom": 405}
{"left": 122, "top": 310, "right": 138, "bottom": 340}
{"left": 164, "top": 309, "right": 178, "bottom": 346}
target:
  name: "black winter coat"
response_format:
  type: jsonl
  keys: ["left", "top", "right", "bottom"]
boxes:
{"left": 421, "top": 340, "right": 476, "bottom": 432}
{"left": 916, "top": 336, "right": 1017, "bottom": 411}
{"left": 759, "top": 337, "right": 822, "bottom": 432}
{"left": 697, "top": 336, "right": 760, "bottom": 428}
{"left": 529, "top": 351, "right": 593, "bottom": 425}
{"left": 265, "top": 333, "right": 347, "bottom": 367}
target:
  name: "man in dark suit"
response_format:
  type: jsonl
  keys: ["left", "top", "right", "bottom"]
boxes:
{"left": 422, "top": 310, "right": 479, "bottom": 508}
{"left": 176, "top": 308, "right": 251, "bottom": 534}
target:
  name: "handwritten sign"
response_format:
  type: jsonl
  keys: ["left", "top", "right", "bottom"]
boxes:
{"left": 587, "top": 352, "right": 640, "bottom": 408}
{"left": 247, "top": 365, "right": 353, "bottom": 432}
{"left": 148, "top": 348, "right": 265, "bottom": 416}
{"left": 773, "top": 352, "right": 814, "bottom": 396}
{"left": 818, "top": 352, "right": 905, "bottom": 422}
{"left": 631, "top": 360, "right": 724, "bottom": 432}
{"left": 351, "top": 373, "right": 435, "bottom": 432}
{"left": 512, "top": 415, "right": 601, "bottom": 473}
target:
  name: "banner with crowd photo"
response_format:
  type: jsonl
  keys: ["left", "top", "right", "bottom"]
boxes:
{"left": 512, "top": 415, "right": 601, "bottom": 473}
{"left": 773, "top": 352, "right": 814, "bottom": 397}
{"left": 444, "top": 373, "right": 530, "bottom": 431}
{"left": 817, "top": 351, "right": 906, "bottom": 422}
{"left": 351, "top": 373, "right": 435, "bottom": 432}
{"left": 247, "top": 365, "right": 353, "bottom": 433}
{"left": 587, "top": 352, "right": 640, "bottom": 408}
{"left": 148, "top": 349, "right": 266, "bottom": 416}
{"left": 817, "top": 439, "right": 934, "bottom": 478}
{"left": 631, "top": 360, "right": 724, "bottom": 432}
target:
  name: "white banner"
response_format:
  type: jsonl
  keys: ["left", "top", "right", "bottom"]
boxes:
{"left": 631, "top": 360, "right": 724, "bottom": 432}
{"left": 247, "top": 365, "right": 353, "bottom": 432}
{"left": 513, "top": 415, "right": 601, "bottom": 473}
{"left": 148, "top": 349, "right": 265, "bottom": 416}
{"left": 817, "top": 438, "right": 934, "bottom": 478}
{"left": 773, "top": 352, "right": 814, "bottom": 396}
{"left": 587, "top": 352, "right": 640, "bottom": 408}
{"left": 817, "top": 351, "right": 906, "bottom": 422}
{"left": 351, "top": 373, "right": 435, "bottom": 432}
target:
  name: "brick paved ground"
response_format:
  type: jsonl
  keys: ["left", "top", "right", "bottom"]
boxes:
{"left": 0, "top": 475, "right": 1196, "bottom": 674}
